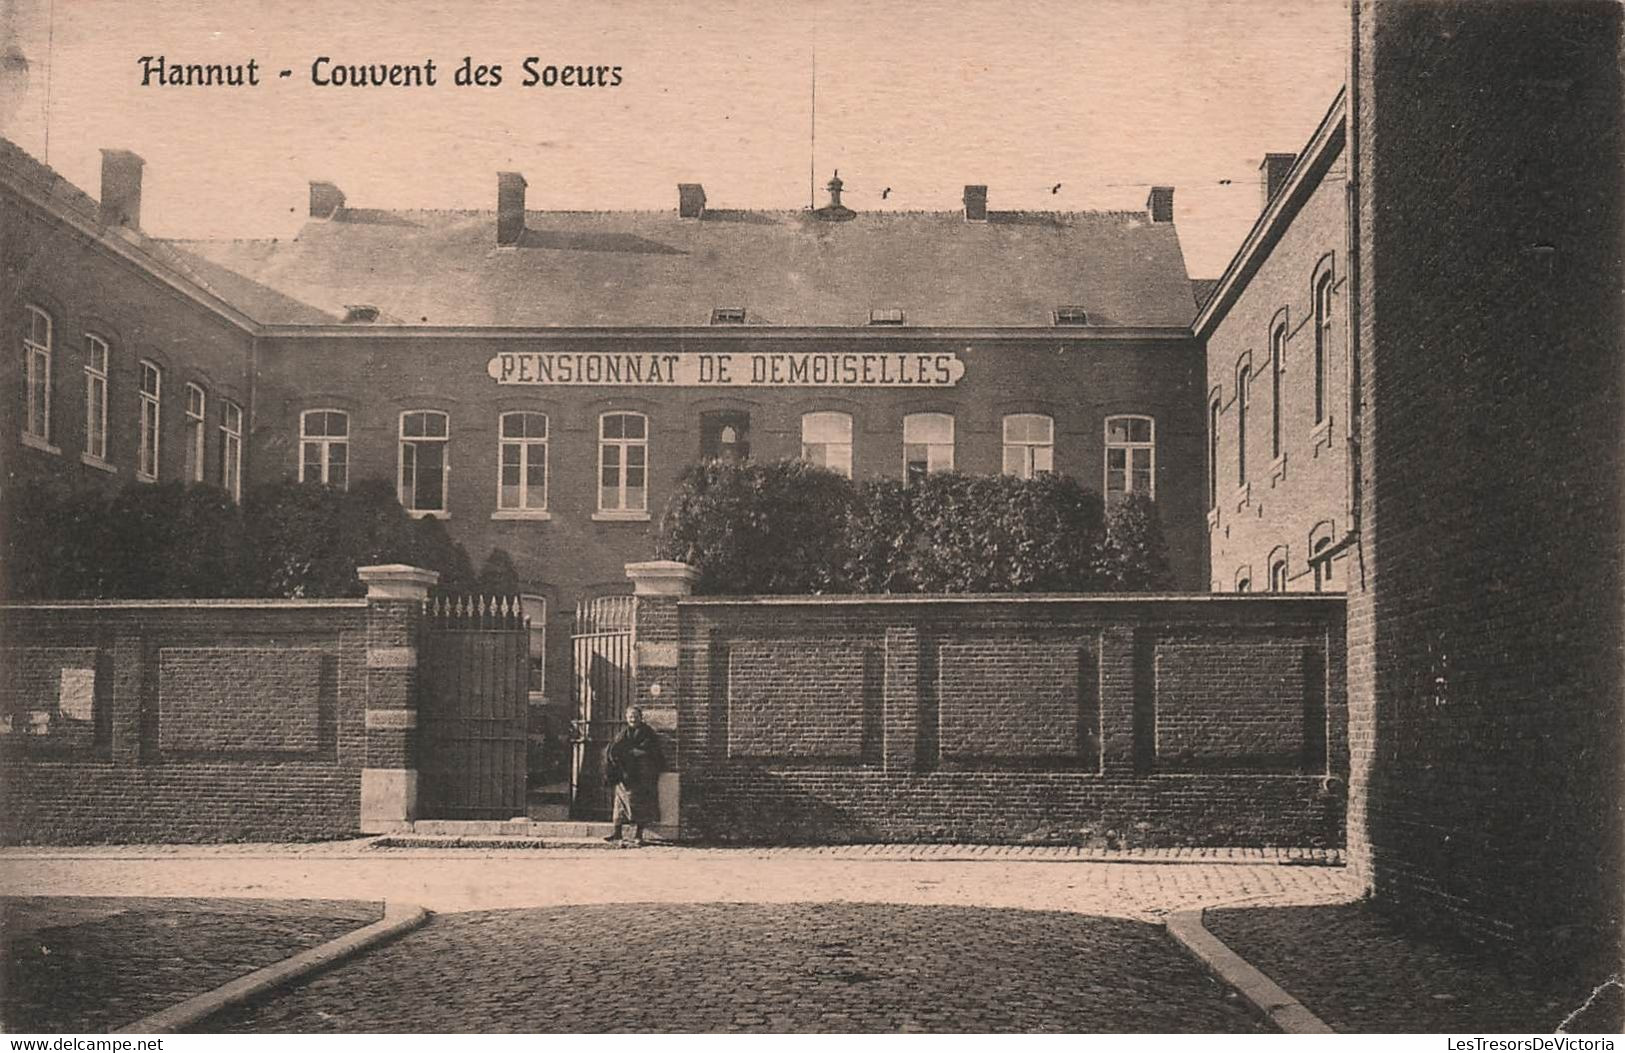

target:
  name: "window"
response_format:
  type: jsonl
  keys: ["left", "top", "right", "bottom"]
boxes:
{"left": 1235, "top": 566, "right": 1253, "bottom": 593}
{"left": 22, "top": 305, "right": 51, "bottom": 443}
{"left": 801, "top": 411, "right": 853, "bottom": 478}
{"left": 219, "top": 400, "right": 242, "bottom": 501}
{"left": 868, "top": 307, "right": 905, "bottom": 325}
{"left": 700, "top": 410, "right": 750, "bottom": 463}
{"left": 521, "top": 594, "right": 547, "bottom": 697}
{"left": 1315, "top": 272, "right": 1333, "bottom": 424}
{"left": 1312, "top": 536, "right": 1333, "bottom": 591}
{"left": 1237, "top": 367, "right": 1250, "bottom": 485}
{"left": 138, "top": 360, "right": 161, "bottom": 480}
{"left": 399, "top": 410, "right": 449, "bottom": 514}
{"left": 902, "top": 412, "right": 953, "bottom": 484}
{"left": 1053, "top": 306, "right": 1090, "bottom": 325}
{"left": 1105, "top": 415, "right": 1154, "bottom": 498}
{"left": 1271, "top": 323, "right": 1286, "bottom": 460}
{"left": 1269, "top": 548, "right": 1289, "bottom": 592}
{"left": 184, "top": 383, "right": 207, "bottom": 482}
{"left": 300, "top": 410, "right": 350, "bottom": 488}
{"left": 709, "top": 307, "right": 746, "bottom": 325}
{"left": 1002, "top": 413, "right": 1053, "bottom": 478}
{"left": 499, "top": 411, "right": 548, "bottom": 512}
{"left": 83, "top": 335, "right": 109, "bottom": 461}
{"left": 598, "top": 412, "right": 648, "bottom": 513}
{"left": 1208, "top": 398, "right": 1221, "bottom": 509}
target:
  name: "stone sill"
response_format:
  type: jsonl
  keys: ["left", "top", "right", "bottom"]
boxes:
{"left": 407, "top": 509, "right": 449, "bottom": 520}
{"left": 20, "top": 433, "right": 60, "bottom": 455}
{"left": 592, "top": 510, "right": 651, "bottom": 523}
{"left": 491, "top": 510, "right": 552, "bottom": 521}
{"left": 1234, "top": 481, "right": 1252, "bottom": 512}
{"left": 1269, "top": 453, "right": 1288, "bottom": 486}
{"left": 80, "top": 452, "right": 116, "bottom": 473}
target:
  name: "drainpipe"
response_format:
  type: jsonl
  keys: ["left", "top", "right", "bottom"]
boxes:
{"left": 1340, "top": 0, "right": 1365, "bottom": 566}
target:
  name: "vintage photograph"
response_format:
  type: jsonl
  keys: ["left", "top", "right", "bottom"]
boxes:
{"left": 0, "top": 0, "right": 1620, "bottom": 1037}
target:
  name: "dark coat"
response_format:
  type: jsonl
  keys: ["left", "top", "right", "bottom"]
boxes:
{"left": 604, "top": 721, "right": 665, "bottom": 788}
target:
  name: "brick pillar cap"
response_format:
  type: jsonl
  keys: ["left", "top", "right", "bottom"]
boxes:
{"left": 625, "top": 560, "right": 698, "bottom": 597}
{"left": 357, "top": 564, "right": 440, "bottom": 601}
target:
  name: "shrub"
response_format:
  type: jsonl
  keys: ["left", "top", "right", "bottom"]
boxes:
{"left": 2, "top": 476, "right": 113, "bottom": 599}
{"left": 1097, "top": 492, "right": 1174, "bottom": 591}
{"left": 874, "top": 472, "right": 1105, "bottom": 593}
{"left": 656, "top": 459, "right": 855, "bottom": 594}
{"left": 477, "top": 548, "right": 522, "bottom": 593}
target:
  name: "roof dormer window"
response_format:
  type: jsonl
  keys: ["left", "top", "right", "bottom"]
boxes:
{"left": 1053, "top": 306, "right": 1090, "bottom": 325}
{"left": 868, "top": 307, "right": 905, "bottom": 325}
{"left": 710, "top": 307, "right": 746, "bottom": 325}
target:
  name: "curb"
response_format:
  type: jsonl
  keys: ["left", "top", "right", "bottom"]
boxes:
{"left": 114, "top": 901, "right": 430, "bottom": 1034}
{"left": 1166, "top": 908, "right": 1335, "bottom": 1034}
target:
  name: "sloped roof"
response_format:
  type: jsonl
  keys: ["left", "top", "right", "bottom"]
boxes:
{"left": 1190, "top": 278, "right": 1219, "bottom": 313}
{"left": 168, "top": 205, "right": 1199, "bottom": 328}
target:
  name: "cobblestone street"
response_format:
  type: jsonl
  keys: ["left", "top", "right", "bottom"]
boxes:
{"left": 200, "top": 903, "right": 1267, "bottom": 1033}
{"left": 0, "top": 845, "right": 1356, "bottom": 1032}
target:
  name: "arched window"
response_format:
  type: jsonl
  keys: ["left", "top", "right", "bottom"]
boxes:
{"left": 300, "top": 410, "right": 350, "bottom": 488}
{"left": 802, "top": 411, "right": 853, "bottom": 478}
{"left": 1268, "top": 546, "right": 1290, "bottom": 592}
{"left": 1002, "top": 413, "right": 1054, "bottom": 478}
{"left": 83, "top": 335, "right": 109, "bottom": 462}
{"left": 499, "top": 411, "right": 549, "bottom": 512}
{"left": 22, "top": 305, "right": 52, "bottom": 444}
{"left": 902, "top": 412, "right": 954, "bottom": 484}
{"left": 399, "top": 410, "right": 450, "bottom": 514}
{"left": 1315, "top": 270, "right": 1334, "bottom": 425}
{"left": 1235, "top": 565, "right": 1253, "bottom": 593}
{"left": 1271, "top": 321, "right": 1287, "bottom": 460}
{"left": 1237, "top": 367, "right": 1251, "bottom": 485}
{"left": 137, "top": 360, "right": 162, "bottom": 481}
{"left": 1208, "top": 398, "right": 1221, "bottom": 509}
{"left": 599, "top": 411, "right": 648, "bottom": 513}
{"left": 1105, "top": 415, "right": 1155, "bottom": 498}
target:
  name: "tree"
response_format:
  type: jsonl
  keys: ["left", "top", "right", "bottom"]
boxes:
{"left": 1097, "top": 492, "right": 1174, "bottom": 591}
{"left": 477, "top": 548, "right": 522, "bottom": 593}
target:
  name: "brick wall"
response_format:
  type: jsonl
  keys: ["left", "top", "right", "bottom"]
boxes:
{"left": 0, "top": 600, "right": 369, "bottom": 843}
{"left": 675, "top": 594, "right": 1346, "bottom": 846}
{"left": 1, "top": 175, "right": 255, "bottom": 496}
{"left": 1348, "top": 0, "right": 1624, "bottom": 972}
{"left": 1202, "top": 117, "right": 1351, "bottom": 594}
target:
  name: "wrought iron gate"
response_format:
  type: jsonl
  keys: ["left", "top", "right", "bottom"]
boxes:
{"left": 418, "top": 594, "right": 529, "bottom": 819}
{"left": 571, "top": 595, "right": 635, "bottom": 819}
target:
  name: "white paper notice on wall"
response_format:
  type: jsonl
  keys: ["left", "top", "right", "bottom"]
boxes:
{"left": 59, "top": 667, "right": 95, "bottom": 723}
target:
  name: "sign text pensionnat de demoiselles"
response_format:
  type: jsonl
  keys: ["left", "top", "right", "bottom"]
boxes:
{"left": 487, "top": 351, "right": 965, "bottom": 387}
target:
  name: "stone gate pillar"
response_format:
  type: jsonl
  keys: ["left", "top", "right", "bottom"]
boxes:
{"left": 625, "top": 559, "right": 696, "bottom": 840}
{"left": 356, "top": 563, "right": 439, "bottom": 833}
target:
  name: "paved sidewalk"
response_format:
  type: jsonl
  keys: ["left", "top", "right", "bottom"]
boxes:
{"left": 0, "top": 843, "right": 1359, "bottom": 918}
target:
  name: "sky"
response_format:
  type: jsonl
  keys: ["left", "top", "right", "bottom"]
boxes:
{"left": 0, "top": 0, "right": 1348, "bottom": 277}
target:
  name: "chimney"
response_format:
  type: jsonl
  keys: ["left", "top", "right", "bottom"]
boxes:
{"left": 1146, "top": 185, "right": 1174, "bottom": 224}
{"left": 963, "top": 185, "right": 988, "bottom": 222}
{"left": 497, "top": 171, "right": 527, "bottom": 246}
{"left": 1259, "top": 153, "right": 1297, "bottom": 209}
{"left": 678, "top": 183, "right": 706, "bottom": 219}
{"left": 309, "top": 181, "right": 346, "bottom": 219}
{"left": 98, "top": 149, "right": 144, "bottom": 229}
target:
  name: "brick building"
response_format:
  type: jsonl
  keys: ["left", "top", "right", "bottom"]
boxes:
{"left": 1197, "top": 92, "right": 1352, "bottom": 595}
{"left": 4, "top": 146, "right": 1209, "bottom": 718}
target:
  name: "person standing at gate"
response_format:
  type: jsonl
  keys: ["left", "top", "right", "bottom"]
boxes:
{"left": 604, "top": 705, "right": 664, "bottom": 846}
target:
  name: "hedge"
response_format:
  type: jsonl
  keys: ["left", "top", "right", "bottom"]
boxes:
{"left": 657, "top": 460, "right": 1166, "bottom": 595}
{"left": 3, "top": 477, "right": 483, "bottom": 600}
